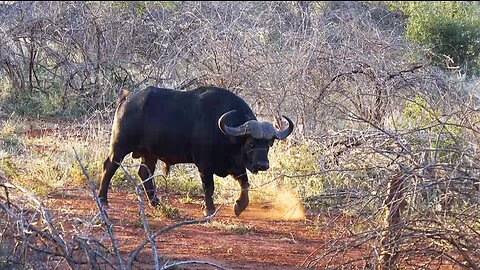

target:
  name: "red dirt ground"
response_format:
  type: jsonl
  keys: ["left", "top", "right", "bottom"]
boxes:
{"left": 5, "top": 119, "right": 461, "bottom": 269}
{"left": 44, "top": 188, "right": 333, "bottom": 270}
{"left": 6, "top": 118, "right": 347, "bottom": 269}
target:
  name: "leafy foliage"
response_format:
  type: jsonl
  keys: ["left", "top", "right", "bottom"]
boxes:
{"left": 0, "top": 120, "right": 25, "bottom": 157}
{"left": 389, "top": 1, "right": 480, "bottom": 76}
{"left": 401, "top": 95, "right": 463, "bottom": 163}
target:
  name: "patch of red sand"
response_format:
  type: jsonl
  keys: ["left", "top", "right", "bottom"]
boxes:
{"left": 45, "top": 189, "right": 331, "bottom": 269}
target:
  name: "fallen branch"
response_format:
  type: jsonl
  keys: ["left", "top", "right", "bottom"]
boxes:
{"left": 127, "top": 207, "right": 221, "bottom": 268}
{"left": 0, "top": 184, "right": 78, "bottom": 269}
{"left": 7, "top": 182, "right": 78, "bottom": 269}
{"left": 161, "top": 260, "right": 230, "bottom": 270}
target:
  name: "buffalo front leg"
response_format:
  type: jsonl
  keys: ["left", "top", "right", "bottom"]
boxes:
{"left": 233, "top": 173, "right": 250, "bottom": 216}
{"left": 200, "top": 172, "right": 216, "bottom": 216}
{"left": 138, "top": 156, "right": 159, "bottom": 207}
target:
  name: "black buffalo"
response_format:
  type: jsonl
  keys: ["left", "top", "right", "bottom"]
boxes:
{"left": 98, "top": 86, "right": 294, "bottom": 216}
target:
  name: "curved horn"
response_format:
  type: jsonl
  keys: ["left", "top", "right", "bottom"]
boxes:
{"left": 275, "top": 116, "right": 294, "bottom": 140}
{"left": 218, "top": 110, "right": 246, "bottom": 137}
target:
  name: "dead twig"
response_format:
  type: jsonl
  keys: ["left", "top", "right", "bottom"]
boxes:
{"left": 161, "top": 260, "right": 230, "bottom": 270}
{"left": 127, "top": 207, "right": 221, "bottom": 268}
{"left": 73, "top": 148, "right": 125, "bottom": 270}
{"left": 118, "top": 163, "right": 160, "bottom": 270}
{"left": 6, "top": 182, "right": 78, "bottom": 269}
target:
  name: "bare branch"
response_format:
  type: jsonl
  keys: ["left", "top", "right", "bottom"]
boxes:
{"left": 73, "top": 148, "right": 125, "bottom": 270}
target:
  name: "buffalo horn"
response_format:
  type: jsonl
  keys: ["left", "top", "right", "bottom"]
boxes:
{"left": 275, "top": 116, "right": 294, "bottom": 140}
{"left": 218, "top": 110, "right": 247, "bottom": 137}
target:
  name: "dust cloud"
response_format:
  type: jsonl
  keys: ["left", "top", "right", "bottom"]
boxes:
{"left": 245, "top": 187, "right": 305, "bottom": 221}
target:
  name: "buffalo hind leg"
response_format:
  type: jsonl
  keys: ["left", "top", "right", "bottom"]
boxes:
{"left": 138, "top": 156, "right": 159, "bottom": 207}
{"left": 200, "top": 172, "right": 216, "bottom": 216}
{"left": 233, "top": 173, "right": 250, "bottom": 216}
{"left": 98, "top": 150, "right": 128, "bottom": 208}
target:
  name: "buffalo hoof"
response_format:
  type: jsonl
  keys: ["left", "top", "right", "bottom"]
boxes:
{"left": 99, "top": 198, "right": 110, "bottom": 210}
{"left": 234, "top": 202, "right": 247, "bottom": 217}
{"left": 150, "top": 196, "right": 160, "bottom": 207}
{"left": 234, "top": 196, "right": 249, "bottom": 217}
{"left": 203, "top": 208, "right": 216, "bottom": 217}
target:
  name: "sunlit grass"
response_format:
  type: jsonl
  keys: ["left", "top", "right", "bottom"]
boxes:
{"left": 1, "top": 117, "right": 323, "bottom": 216}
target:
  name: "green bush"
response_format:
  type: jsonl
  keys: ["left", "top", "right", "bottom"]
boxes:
{"left": 0, "top": 121, "right": 25, "bottom": 157}
{"left": 389, "top": 1, "right": 480, "bottom": 76}
{"left": 2, "top": 88, "right": 62, "bottom": 117}
{"left": 1, "top": 83, "right": 116, "bottom": 118}
{"left": 401, "top": 95, "right": 463, "bottom": 163}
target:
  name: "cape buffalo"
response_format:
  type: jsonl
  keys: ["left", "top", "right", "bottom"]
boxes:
{"left": 98, "top": 86, "right": 294, "bottom": 216}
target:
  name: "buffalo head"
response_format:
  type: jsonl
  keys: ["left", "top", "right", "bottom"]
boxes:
{"left": 218, "top": 110, "right": 294, "bottom": 173}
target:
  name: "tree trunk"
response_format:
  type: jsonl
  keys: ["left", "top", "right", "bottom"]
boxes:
{"left": 28, "top": 37, "right": 36, "bottom": 93}
{"left": 378, "top": 171, "right": 406, "bottom": 270}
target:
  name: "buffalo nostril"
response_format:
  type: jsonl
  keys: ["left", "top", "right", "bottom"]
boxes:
{"left": 257, "top": 161, "right": 269, "bottom": 170}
